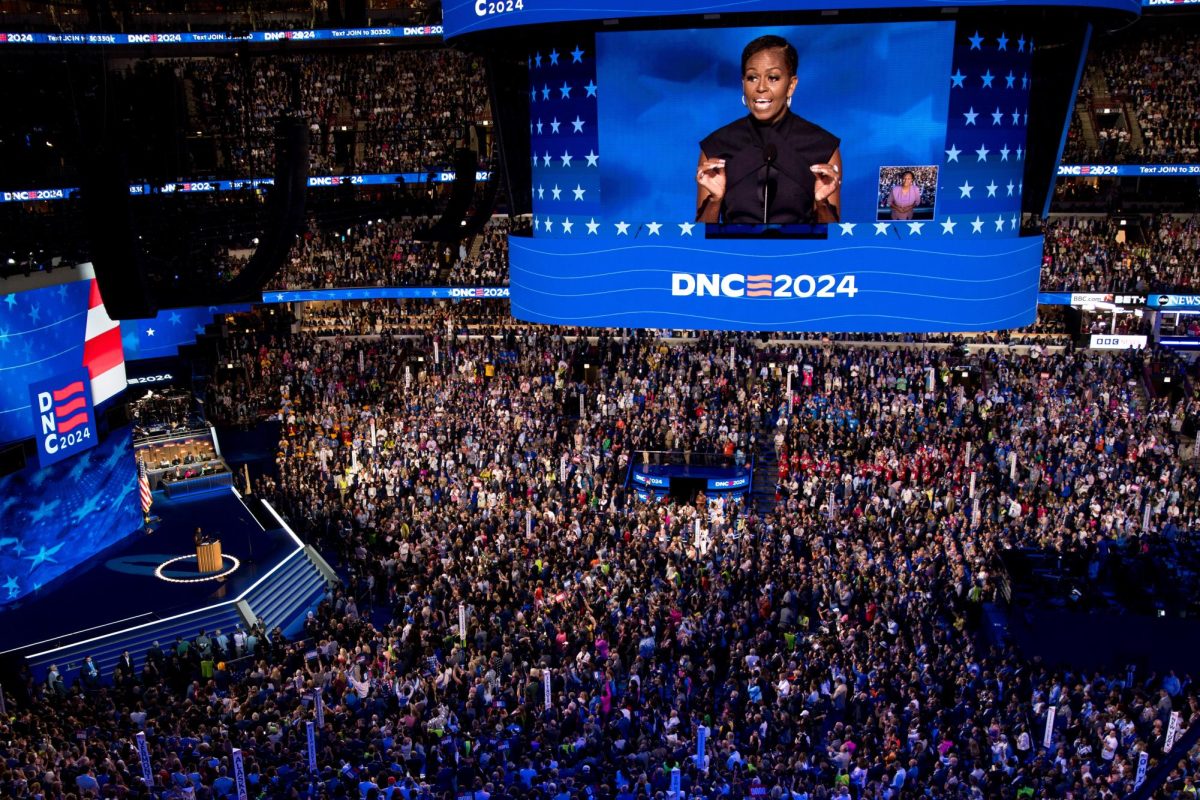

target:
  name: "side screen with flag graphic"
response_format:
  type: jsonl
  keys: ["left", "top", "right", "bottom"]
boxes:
{"left": 29, "top": 369, "right": 98, "bottom": 466}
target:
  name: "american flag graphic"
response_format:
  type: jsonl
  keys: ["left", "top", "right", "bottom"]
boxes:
{"left": 137, "top": 455, "right": 153, "bottom": 515}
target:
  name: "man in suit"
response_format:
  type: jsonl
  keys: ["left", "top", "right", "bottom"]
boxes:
{"left": 79, "top": 656, "right": 101, "bottom": 689}
{"left": 116, "top": 650, "right": 135, "bottom": 684}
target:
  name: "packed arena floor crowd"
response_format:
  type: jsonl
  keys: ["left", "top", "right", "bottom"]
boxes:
{"left": 5, "top": 304, "right": 1198, "bottom": 800}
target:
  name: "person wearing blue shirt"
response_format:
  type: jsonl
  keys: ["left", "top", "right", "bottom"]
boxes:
{"left": 213, "top": 766, "right": 235, "bottom": 798}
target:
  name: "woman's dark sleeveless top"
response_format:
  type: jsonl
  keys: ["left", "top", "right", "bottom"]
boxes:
{"left": 700, "top": 111, "right": 840, "bottom": 224}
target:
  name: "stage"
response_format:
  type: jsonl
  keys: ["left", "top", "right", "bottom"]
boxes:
{"left": 0, "top": 488, "right": 297, "bottom": 654}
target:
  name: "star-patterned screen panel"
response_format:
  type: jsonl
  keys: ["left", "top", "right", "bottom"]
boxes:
{"left": 120, "top": 304, "right": 252, "bottom": 362}
{"left": 511, "top": 23, "right": 1046, "bottom": 332}
{"left": 0, "top": 281, "right": 91, "bottom": 444}
{"left": 0, "top": 425, "right": 142, "bottom": 607}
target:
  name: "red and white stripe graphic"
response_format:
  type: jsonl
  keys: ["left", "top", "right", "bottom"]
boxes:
{"left": 82, "top": 279, "right": 127, "bottom": 404}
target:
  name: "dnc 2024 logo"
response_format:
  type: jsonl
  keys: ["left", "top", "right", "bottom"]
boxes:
{"left": 28, "top": 369, "right": 98, "bottom": 466}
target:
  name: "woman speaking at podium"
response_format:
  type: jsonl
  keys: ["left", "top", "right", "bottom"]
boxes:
{"left": 695, "top": 35, "right": 843, "bottom": 224}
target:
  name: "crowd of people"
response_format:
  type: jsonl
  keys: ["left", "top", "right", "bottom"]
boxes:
{"left": 11, "top": 304, "right": 1199, "bottom": 800}
{"left": 181, "top": 49, "right": 489, "bottom": 177}
{"left": 268, "top": 215, "right": 510, "bottom": 290}
{"left": 1067, "top": 26, "right": 1200, "bottom": 164}
{"left": 1039, "top": 215, "right": 1200, "bottom": 293}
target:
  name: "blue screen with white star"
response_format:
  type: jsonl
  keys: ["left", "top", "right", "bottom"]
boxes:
{"left": 120, "top": 304, "right": 251, "bottom": 361}
{"left": 0, "top": 282, "right": 92, "bottom": 445}
{"left": 0, "top": 425, "right": 142, "bottom": 607}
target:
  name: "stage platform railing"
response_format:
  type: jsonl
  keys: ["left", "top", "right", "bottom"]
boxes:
{"left": 20, "top": 496, "right": 336, "bottom": 685}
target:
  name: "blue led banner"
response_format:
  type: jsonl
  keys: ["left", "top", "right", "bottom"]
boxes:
{"left": 0, "top": 25, "right": 441, "bottom": 47}
{"left": 0, "top": 171, "right": 491, "bottom": 204}
{"left": 508, "top": 235, "right": 1042, "bottom": 332}
{"left": 1057, "top": 164, "right": 1200, "bottom": 176}
{"left": 444, "top": 0, "right": 1138, "bottom": 39}
{"left": 263, "top": 287, "right": 510, "bottom": 303}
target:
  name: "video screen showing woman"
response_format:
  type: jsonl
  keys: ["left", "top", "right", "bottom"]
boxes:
{"left": 695, "top": 35, "right": 842, "bottom": 224}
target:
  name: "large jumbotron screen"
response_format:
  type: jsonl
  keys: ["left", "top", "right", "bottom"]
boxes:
{"left": 508, "top": 19, "right": 1045, "bottom": 331}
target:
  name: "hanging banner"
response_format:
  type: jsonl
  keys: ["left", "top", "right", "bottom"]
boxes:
{"left": 1043, "top": 706, "right": 1056, "bottom": 749}
{"left": 307, "top": 721, "right": 318, "bottom": 773}
{"left": 135, "top": 732, "right": 154, "bottom": 789}
{"left": 543, "top": 669, "right": 552, "bottom": 711}
{"left": 233, "top": 747, "right": 248, "bottom": 800}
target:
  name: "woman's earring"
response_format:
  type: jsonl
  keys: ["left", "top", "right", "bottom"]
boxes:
{"left": 741, "top": 96, "right": 747, "bottom": 107}
{"left": 787, "top": 96, "right": 793, "bottom": 108}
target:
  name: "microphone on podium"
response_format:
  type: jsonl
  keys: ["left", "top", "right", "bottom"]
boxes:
{"left": 762, "top": 144, "right": 778, "bottom": 224}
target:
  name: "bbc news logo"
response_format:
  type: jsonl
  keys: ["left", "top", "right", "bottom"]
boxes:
{"left": 29, "top": 369, "right": 99, "bottom": 467}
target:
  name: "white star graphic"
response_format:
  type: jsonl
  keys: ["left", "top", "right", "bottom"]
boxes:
{"left": 551, "top": 185, "right": 562, "bottom": 200}
{"left": 1006, "top": 180, "right": 1015, "bottom": 196}
{"left": 615, "top": 221, "right": 630, "bottom": 235}
{"left": 986, "top": 181, "right": 998, "bottom": 198}
{"left": 571, "top": 46, "right": 584, "bottom": 63}
{"left": 542, "top": 152, "right": 552, "bottom": 167}
{"left": 536, "top": 119, "right": 543, "bottom": 134}
{"left": 946, "top": 144, "right": 961, "bottom": 163}
{"left": 950, "top": 69, "right": 966, "bottom": 88}
{"left": 571, "top": 117, "right": 585, "bottom": 133}
{"left": 146, "top": 327, "right": 156, "bottom": 336}
{"left": 963, "top": 107, "right": 979, "bottom": 126}
{"left": 549, "top": 49, "right": 559, "bottom": 65}
{"left": 992, "top": 107, "right": 1004, "bottom": 125}
{"left": 585, "top": 80, "right": 597, "bottom": 98}
{"left": 275, "top": 293, "right": 284, "bottom": 301}
{"left": 976, "top": 145, "right": 990, "bottom": 162}
{"left": 1010, "top": 214, "right": 1018, "bottom": 230}
{"left": 940, "top": 218, "right": 957, "bottom": 235}
{"left": 1005, "top": 71, "right": 1015, "bottom": 89}
{"left": 646, "top": 222, "right": 662, "bottom": 236}
{"left": 561, "top": 218, "right": 574, "bottom": 234}
{"left": 560, "top": 82, "right": 572, "bottom": 99}
{"left": 970, "top": 217, "right": 984, "bottom": 234}
{"left": 838, "top": 222, "right": 856, "bottom": 236}
{"left": 586, "top": 218, "right": 600, "bottom": 235}
{"left": 679, "top": 222, "right": 695, "bottom": 236}
{"left": 997, "top": 32, "right": 1009, "bottom": 50}
{"left": 873, "top": 222, "right": 890, "bottom": 236}
{"left": 1016, "top": 146, "right": 1024, "bottom": 160}
{"left": 968, "top": 30, "right": 984, "bottom": 49}
{"left": 537, "top": 185, "right": 545, "bottom": 199}
{"left": 959, "top": 181, "right": 974, "bottom": 199}
{"left": 1011, "top": 108, "right": 1021, "bottom": 125}
{"left": 533, "top": 52, "right": 542, "bottom": 68}
{"left": 550, "top": 118, "right": 561, "bottom": 134}
{"left": 999, "top": 145, "right": 1010, "bottom": 161}
{"left": 585, "top": 151, "right": 599, "bottom": 167}
{"left": 544, "top": 218, "right": 554, "bottom": 232}
{"left": 981, "top": 70, "right": 994, "bottom": 88}
{"left": 533, "top": 217, "right": 541, "bottom": 231}
{"left": 572, "top": 185, "right": 585, "bottom": 201}
{"left": 907, "top": 221, "right": 925, "bottom": 235}
{"left": 994, "top": 215, "right": 1006, "bottom": 232}
{"left": 560, "top": 151, "right": 573, "bottom": 167}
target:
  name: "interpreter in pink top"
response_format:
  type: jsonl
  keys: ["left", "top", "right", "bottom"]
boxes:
{"left": 888, "top": 171, "right": 921, "bottom": 220}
